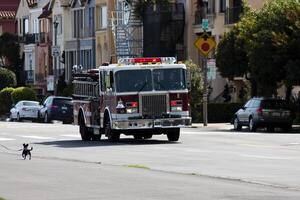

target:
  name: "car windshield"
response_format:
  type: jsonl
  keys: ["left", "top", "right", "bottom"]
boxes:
{"left": 23, "top": 101, "right": 39, "bottom": 106}
{"left": 262, "top": 100, "right": 288, "bottom": 109}
{"left": 153, "top": 68, "right": 186, "bottom": 91}
{"left": 53, "top": 98, "right": 73, "bottom": 106}
{"left": 115, "top": 69, "right": 152, "bottom": 92}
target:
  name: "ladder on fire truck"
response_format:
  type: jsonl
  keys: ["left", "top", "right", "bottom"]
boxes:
{"left": 111, "top": 0, "right": 143, "bottom": 59}
{"left": 73, "top": 72, "right": 99, "bottom": 100}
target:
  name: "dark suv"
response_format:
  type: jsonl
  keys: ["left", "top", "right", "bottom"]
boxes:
{"left": 39, "top": 96, "right": 73, "bottom": 124}
{"left": 233, "top": 97, "right": 294, "bottom": 132}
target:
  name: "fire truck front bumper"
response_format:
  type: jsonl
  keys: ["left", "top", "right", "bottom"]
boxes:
{"left": 112, "top": 117, "right": 192, "bottom": 130}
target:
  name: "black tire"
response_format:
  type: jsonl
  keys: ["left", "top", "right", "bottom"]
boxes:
{"left": 233, "top": 117, "right": 242, "bottom": 131}
{"left": 9, "top": 113, "right": 14, "bottom": 122}
{"left": 79, "top": 115, "right": 92, "bottom": 141}
{"left": 105, "top": 119, "right": 120, "bottom": 142}
{"left": 166, "top": 128, "right": 180, "bottom": 142}
{"left": 17, "top": 113, "right": 21, "bottom": 122}
{"left": 266, "top": 126, "right": 275, "bottom": 132}
{"left": 44, "top": 112, "right": 50, "bottom": 123}
{"left": 282, "top": 124, "right": 292, "bottom": 132}
{"left": 249, "top": 118, "right": 257, "bottom": 132}
{"left": 92, "top": 129, "right": 102, "bottom": 141}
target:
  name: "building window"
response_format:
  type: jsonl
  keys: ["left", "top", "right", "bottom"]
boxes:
{"left": 72, "top": 9, "right": 84, "bottom": 38}
{"left": 23, "top": 18, "right": 29, "bottom": 34}
{"left": 88, "top": 7, "right": 95, "bottom": 36}
{"left": 207, "top": 0, "right": 215, "bottom": 14}
{"left": 220, "top": 0, "right": 226, "bottom": 13}
{"left": 98, "top": 5, "right": 107, "bottom": 29}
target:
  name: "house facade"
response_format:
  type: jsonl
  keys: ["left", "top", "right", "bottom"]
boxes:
{"left": 0, "top": 0, "right": 20, "bottom": 35}
{"left": 186, "top": 0, "right": 265, "bottom": 102}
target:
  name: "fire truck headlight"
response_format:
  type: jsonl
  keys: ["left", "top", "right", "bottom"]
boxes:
{"left": 170, "top": 100, "right": 183, "bottom": 112}
{"left": 116, "top": 100, "right": 126, "bottom": 114}
{"left": 125, "top": 102, "right": 138, "bottom": 114}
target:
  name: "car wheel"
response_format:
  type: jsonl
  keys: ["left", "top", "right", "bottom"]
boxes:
{"left": 282, "top": 124, "right": 292, "bottom": 132}
{"left": 44, "top": 112, "right": 51, "bottom": 123}
{"left": 17, "top": 113, "right": 21, "bottom": 122}
{"left": 166, "top": 128, "right": 180, "bottom": 142}
{"left": 266, "top": 126, "right": 275, "bottom": 132}
{"left": 249, "top": 118, "right": 257, "bottom": 132}
{"left": 233, "top": 117, "right": 242, "bottom": 131}
{"left": 9, "top": 113, "right": 14, "bottom": 122}
{"left": 143, "top": 133, "right": 153, "bottom": 139}
{"left": 105, "top": 119, "right": 120, "bottom": 142}
{"left": 79, "top": 115, "right": 92, "bottom": 141}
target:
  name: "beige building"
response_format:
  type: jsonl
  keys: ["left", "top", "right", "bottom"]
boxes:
{"left": 95, "top": 0, "right": 115, "bottom": 67}
{"left": 186, "top": 0, "right": 265, "bottom": 102}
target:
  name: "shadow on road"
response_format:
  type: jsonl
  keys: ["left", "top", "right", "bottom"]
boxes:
{"left": 34, "top": 138, "right": 180, "bottom": 148}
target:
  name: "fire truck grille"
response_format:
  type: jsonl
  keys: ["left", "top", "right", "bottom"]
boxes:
{"left": 141, "top": 94, "right": 167, "bottom": 117}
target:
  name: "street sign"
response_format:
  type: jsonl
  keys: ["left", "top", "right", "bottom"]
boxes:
{"left": 52, "top": 46, "right": 60, "bottom": 57}
{"left": 202, "top": 19, "right": 209, "bottom": 31}
{"left": 194, "top": 32, "right": 216, "bottom": 57}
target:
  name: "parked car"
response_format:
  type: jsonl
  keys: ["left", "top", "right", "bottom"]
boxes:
{"left": 10, "top": 100, "right": 42, "bottom": 122}
{"left": 38, "top": 96, "right": 73, "bottom": 124}
{"left": 233, "top": 97, "right": 294, "bottom": 132}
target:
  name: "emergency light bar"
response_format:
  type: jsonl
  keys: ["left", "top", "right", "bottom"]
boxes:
{"left": 118, "top": 57, "right": 177, "bottom": 65}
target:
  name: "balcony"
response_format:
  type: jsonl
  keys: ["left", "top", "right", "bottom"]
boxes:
{"left": 21, "top": 33, "right": 38, "bottom": 44}
{"left": 225, "top": 6, "right": 243, "bottom": 25}
{"left": 37, "top": 32, "right": 50, "bottom": 44}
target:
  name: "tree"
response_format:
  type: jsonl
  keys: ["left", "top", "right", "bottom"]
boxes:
{"left": 11, "top": 87, "right": 37, "bottom": 104}
{"left": 185, "top": 60, "right": 203, "bottom": 120}
{"left": 216, "top": 0, "right": 300, "bottom": 98}
{"left": 0, "top": 67, "right": 16, "bottom": 90}
{"left": 0, "top": 87, "right": 14, "bottom": 114}
{"left": 0, "top": 32, "right": 22, "bottom": 85}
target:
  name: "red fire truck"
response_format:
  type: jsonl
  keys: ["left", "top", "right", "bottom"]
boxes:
{"left": 73, "top": 57, "right": 191, "bottom": 142}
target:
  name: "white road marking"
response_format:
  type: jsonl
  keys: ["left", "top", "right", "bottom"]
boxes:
{"left": 181, "top": 131, "right": 200, "bottom": 135}
{"left": 240, "top": 154, "right": 297, "bottom": 160}
{"left": 60, "top": 134, "right": 81, "bottom": 138}
{"left": 17, "top": 135, "right": 55, "bottom": 140}
{"left": 0, "top": 137, "right": 15, "bottom": 141}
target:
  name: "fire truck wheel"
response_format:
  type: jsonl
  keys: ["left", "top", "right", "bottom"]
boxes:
{"left": 166, "top": 128, "right": 180, "bottom": 142}
{"left": 105, "top": 119, "right": 120, "bottom": 142}
{"left": 79, "top": 116, "right": 92, "bottom": 141}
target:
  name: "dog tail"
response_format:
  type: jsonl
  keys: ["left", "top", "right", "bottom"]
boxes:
{"left": 30, "top": 147, "right": 33, "bottom": 151}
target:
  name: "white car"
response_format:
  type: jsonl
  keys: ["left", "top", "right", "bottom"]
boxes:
{"left": 10, "top": 101, "right": 42, "bottom": 122}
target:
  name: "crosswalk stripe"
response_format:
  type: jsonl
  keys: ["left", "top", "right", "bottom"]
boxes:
{"left": 60, "top": 134, "right": 81, "bottom": 138}
{"left": 17, "top": 135, "right": 55, "bottom": 140}
{"left": 0, "top": 137, "right": 15, "bottom": 141}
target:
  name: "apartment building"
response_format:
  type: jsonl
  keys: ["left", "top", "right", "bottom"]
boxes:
{"left": 186, "top": 0, "right": 265, "bottom": 102}
{"left": 64, "top": 0, "right": 96, "bottom": 82}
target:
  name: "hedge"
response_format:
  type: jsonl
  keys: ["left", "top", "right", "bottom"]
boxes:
{"left": 11, "top": 87, "right": 37, "bottom": 104}
{"left": 192, "top": 103, "right": 244, "bottom": 123}
{"left": 0, "top": 87, "right": 14, "bottom": 114}
{"left": 0, "top": 67, "right": 16, "bottom": 91}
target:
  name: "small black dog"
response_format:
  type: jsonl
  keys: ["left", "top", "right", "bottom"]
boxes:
{"left": 22, "top": 143, "right": 33, "bottom": 160}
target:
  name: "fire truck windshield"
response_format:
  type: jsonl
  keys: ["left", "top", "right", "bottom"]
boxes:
{"left": 115, "top": 68, "right": 187, "bottom": 93}
{"left": 153, "top": 68, "right": 186, "bottom": 91}
{"left": 115, "top": 69, "right": 152, "bottom": 92}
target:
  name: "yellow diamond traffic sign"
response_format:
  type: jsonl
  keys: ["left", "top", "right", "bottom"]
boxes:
{"left": 194, "top": 33, "right": 216, "bottom": 57}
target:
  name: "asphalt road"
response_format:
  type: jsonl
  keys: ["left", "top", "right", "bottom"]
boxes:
{"left": 1, "top": 121, "right": 300, "bottom": 200}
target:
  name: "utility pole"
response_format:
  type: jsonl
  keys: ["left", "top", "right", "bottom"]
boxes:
{"left": 53, "top": 20, "right": 59, "bottom": 96}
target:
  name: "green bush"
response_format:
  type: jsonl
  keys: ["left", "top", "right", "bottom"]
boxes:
{"left": 11, "top": 87, "right": 37, "bottom": 104}
{"left": 0, "top": 87, "right": 15, "bottom": 114}
{"left": 192, "top": 103, "right": 244, "bottom": 123}
{"left": 0, "top": 67, "right": 16, "bottom": 91}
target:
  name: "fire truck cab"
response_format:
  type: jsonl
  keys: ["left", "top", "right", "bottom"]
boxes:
{"left": 73, "top": 57, "right": 191, "bottom": 142}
